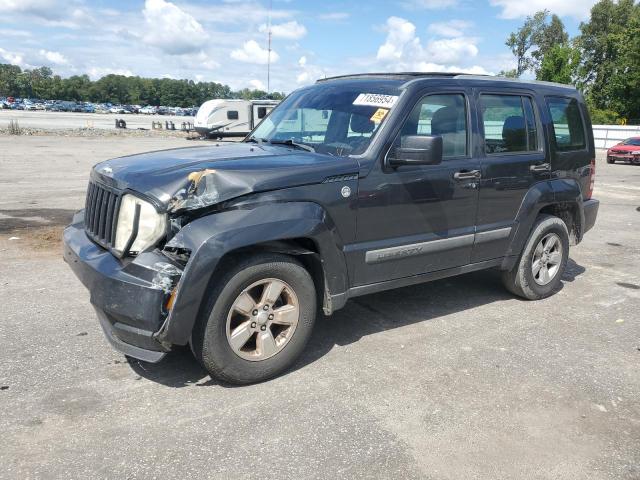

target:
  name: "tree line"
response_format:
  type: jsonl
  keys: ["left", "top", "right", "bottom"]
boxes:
{"left": 502, "top": 0, "right": 640, "bottom": 124}
{"left": 0, "top": 65, "right": 285, "bottom": 107}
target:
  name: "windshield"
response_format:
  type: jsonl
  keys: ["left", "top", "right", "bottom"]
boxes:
{"left": 247, "top": 81, "right": 402, "bottom": 157}
{"left": 622, "top": 138, "right": 640, "bottom": 146}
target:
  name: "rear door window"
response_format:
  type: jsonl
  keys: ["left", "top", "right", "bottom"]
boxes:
{"left": 480, "top": 94, "right": 539, "bottom": 154}
{"left": 546, "top": 97, "right": 586, "bottom": 151}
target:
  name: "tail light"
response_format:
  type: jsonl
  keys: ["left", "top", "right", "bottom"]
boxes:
{"left": 585, "top": 158, "right": 595, "bottom": 199}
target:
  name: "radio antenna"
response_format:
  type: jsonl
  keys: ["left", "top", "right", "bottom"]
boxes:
{"left": 267, "top": 0, "right": 272, "bottom": 94}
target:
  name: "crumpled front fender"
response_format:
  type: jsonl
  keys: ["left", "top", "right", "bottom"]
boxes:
{"left": 155, "top": 201, "right": 348, "bottom": 346}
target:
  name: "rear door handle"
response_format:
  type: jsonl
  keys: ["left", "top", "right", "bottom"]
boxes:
{"left": 530, "top": 163, "right": 550, "bottom": 172}
{"left": 453, "top": 169, "right": 481, "bottom": 180}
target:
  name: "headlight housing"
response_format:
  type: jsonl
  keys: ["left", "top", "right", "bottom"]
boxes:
{"left": 114, "top": 194, "right": 167, "bottom": 255}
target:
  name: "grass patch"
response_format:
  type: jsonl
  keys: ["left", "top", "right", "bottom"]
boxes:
{"left": 8, "top": 119, "right": 22, "bottom": 135}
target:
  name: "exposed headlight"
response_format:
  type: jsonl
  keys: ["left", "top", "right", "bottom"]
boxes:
{"left": 114, "top": 194, "right": 167, "bottom": 255}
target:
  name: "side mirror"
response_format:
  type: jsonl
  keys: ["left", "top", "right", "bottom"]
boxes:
{"left": 388, "top": 135, "right": 443, "bottom": 167}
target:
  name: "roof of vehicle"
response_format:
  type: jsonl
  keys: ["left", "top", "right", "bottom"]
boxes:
{"left": 317, "top": 72, "right": 576, "bottom": 91}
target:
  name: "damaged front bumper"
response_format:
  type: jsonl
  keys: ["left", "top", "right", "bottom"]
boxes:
{"left": 63, "top": 210, "right": 182, "bottom": 363}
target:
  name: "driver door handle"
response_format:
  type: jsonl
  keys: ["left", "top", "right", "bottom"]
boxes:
{"left": 453, "top": 169, "right": 481, "bottom": 180}
{"left": 530, "top": 163, "right": 550, "bottom": 172}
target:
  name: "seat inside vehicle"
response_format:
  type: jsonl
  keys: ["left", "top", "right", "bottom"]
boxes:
{"left": 431, "top": 106, "right": 466, "bottom": 157}
{"left": 502, "top": 115, "right": 527, "bottom": 152}
{"left": 347, "top": 113, "right": 375, "bottom": 152}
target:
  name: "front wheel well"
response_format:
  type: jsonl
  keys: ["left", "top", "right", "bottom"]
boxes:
{"left": 538, "top": 203, "right": 580, "bottom": 245}
{"left": 202, "top": 238, "right": 328, "bottom": 320}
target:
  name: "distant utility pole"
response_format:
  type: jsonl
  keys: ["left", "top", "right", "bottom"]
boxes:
{"left": 267, "top": 0, "right": 272, "bottom": 94}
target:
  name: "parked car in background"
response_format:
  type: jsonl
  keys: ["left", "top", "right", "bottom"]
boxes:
{"left": 139, "top": 105, "right": 158, "bottom": 115}
{"left": 607, "top": 137, "right": 640, "bottom": 164}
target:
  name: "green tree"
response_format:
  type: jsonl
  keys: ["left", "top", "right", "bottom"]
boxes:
{"left": 575, "top": 0, "right": 639, "bottom": 117}
{"left": 532, "top": 14, "right": 569, "bottom": 78}
{"left": 0, "top": 63, "right": 22, "bottom": 96}
{"left": 0, "top": 63, "right": 281, "bottom": 105}
{"left": 505, "top": 10, "right": 570, "bottom": 79}
{"left": 537, "top": 44, "right": 579, "bottom": 84}
{"left": 505, "top": 10, "right": 549, "bottom": 77}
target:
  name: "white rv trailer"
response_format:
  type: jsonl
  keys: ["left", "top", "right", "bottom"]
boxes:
{"left": 194, "top": 99, "right": 279, "bottom": 139}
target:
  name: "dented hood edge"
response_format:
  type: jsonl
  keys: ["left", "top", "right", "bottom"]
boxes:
{"left": 90, "top": 143, "right": 360, "bottom": 213}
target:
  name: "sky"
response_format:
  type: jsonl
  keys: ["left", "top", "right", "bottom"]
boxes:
{"left": 0, "top": 0, "right": 601, "bottom": 93}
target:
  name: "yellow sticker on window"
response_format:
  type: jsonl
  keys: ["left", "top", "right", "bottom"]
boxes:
{"left": 370, "top": 108, "right": 389, "bottom": 123}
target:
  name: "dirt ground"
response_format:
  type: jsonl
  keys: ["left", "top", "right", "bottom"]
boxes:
{"left": 0, "top": 133, "right": 639, "bottom": 480}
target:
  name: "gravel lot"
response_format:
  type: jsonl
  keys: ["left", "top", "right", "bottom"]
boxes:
{"left": 0, "top": 110, "right": 194, "bottom": 131}
{"left": 0, "top": 133, "right": 639, "bottom": 480}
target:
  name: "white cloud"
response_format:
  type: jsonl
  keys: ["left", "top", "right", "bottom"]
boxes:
{"left": 0, "top": 47, "right": 26, "bottom": 67}
{"left": 142, "top": 0, "right": 208, "bottom": 55}
{"left": 376, "top": 16, "right": 420, "bottom": 63}
{"left": 402, "top": 0, "right": 458, "bottom": 10}
{"left": 248, "top": 79, "right": 266, "bottom": 90}
{"left": 39, "top": 49, "right": 68, "bottom": 65}
{"left": 374, "top": 16, "right": 486, "bottom": 74}
{"left": 0, "top": 0, "right": 59, "bottom": 18}
{"left": 427, "top": 20, "right": 471, "bottom": 37}
{"left": 490, "top": 0, "right": 598, "bottom": 19}
{"left": 230, "top": 40, "right": 279, "bottom": 64}
{"left": 87, "top": 67, "right": 134, "bottom": 80}
{"left": 318, "top": 12, "right": 350, "bottom": 21}
{"left": 0, "top": 28, "right": 32, "bottom": 37}
{"left": 295, "top": 55, "right": 327, "bottom": 85}
{"left": 259, "top": 20, "right": 307, "bottom": 39}
{"left": 0, "top": 0, "right": 94, "bottom": 28}
{"left": 413, "top": 63, "right": 491, "bottom": 75}
{"left": 425, "top": 37, "right": 478, "bottom": 64}
{"left": 180, "top": 2, "right": 294, "bottom": 25}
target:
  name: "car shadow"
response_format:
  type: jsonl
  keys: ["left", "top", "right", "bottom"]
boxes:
{"left": 128, "top": 258, "right": 586, "bottom": 387}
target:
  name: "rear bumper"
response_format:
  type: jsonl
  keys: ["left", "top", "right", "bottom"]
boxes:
{"left": 583, "top": 198, "right": 599, "bottom": 235}
{"left": 63, "top": 211, "right": 182, "bottom": 363}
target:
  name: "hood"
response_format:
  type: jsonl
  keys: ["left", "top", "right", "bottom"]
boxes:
{"left": 91, "top": 142, "right": 359, "bottom": 213}
{"left": 610, "top": 144, "right": 640, "bottom": 153}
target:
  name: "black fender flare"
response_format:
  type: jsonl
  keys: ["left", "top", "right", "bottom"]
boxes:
{"left": 156, "top": 201, "right": 348, "bottom": 345}
{"left": 501, "top": 179, "right": 583, "bottom": 270}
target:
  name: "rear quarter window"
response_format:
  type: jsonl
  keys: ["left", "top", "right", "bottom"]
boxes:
{"left": 546, "top": 97, "right": 586, "bottom": 151}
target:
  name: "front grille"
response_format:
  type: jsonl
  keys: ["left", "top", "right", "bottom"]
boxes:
{"left": 84, "top": 181, "right": 121, "bottom": 248}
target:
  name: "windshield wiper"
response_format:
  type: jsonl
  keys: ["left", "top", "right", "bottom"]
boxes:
{"left": 245, "top": 136, "right": 266, "bottom": 144}
{"left": 267, "top": 139, "right": 316, "bottom": 153}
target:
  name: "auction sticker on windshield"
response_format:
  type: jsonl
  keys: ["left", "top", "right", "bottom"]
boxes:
{"left": 353, "top": 93, "right": 398, "bottom": 108}
{"left": 370, "top": 108, "right": 389, "bottom": 123}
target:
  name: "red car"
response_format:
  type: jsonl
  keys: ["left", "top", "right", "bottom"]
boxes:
{"left": 607, "top": 136, "right": 640, "bottom": 164}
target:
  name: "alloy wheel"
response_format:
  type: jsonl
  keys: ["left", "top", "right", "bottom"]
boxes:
{"left": 226, "top": 278, "right": 300, "bottom": 361}
{"left": 531, "top": 232, "right": 563, "bottom": 286}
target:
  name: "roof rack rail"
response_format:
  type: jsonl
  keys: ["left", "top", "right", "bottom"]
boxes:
{"left": 317, "top": 72, "right": 491, "bottom": 82}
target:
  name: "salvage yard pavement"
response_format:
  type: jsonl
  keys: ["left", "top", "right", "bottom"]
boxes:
{"left": 1, "top": 133, "right": 639, "bottom": 479}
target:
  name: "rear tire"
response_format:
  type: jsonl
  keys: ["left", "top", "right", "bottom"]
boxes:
{"left": 501, "top": 214, "right": 569, "bottom": 300}
{"left": 191, "top": 253, "right": 316, "bottom": 385}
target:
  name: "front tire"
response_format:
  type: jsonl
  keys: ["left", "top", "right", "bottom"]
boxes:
{"left": 501, "top": 214, "right": 569, "bottom": 300}
{"left": 191, "top": 253, "right": 317, "bottom": 385}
